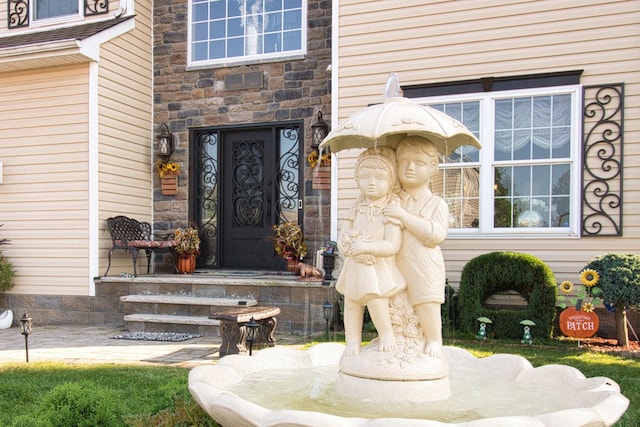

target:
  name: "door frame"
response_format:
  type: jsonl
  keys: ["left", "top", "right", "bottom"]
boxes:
{"left": 188, "top": 121, "right": 304, "bottom": 269}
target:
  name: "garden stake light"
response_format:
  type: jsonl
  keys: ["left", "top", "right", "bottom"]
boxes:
{"left": 245, "top": 317, "right": 259, "bottom": 356}
{"left": 19, "top": 312, "right": 32, "bottom": 362}
{"left": 322, "top": 300, "right": 333, "bottom": 339}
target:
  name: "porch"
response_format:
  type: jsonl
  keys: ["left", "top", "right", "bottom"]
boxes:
{"left": 97, "top": 271, "right": 338, "bottom": 337}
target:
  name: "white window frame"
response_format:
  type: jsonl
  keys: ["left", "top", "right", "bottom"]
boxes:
{"left": 413, "top": 84, "right": 582, "bottom": 239}
{"left": 29, "top": 0, "right": 83, "bottom": 26}
{"left": 187, "top": 0, "right": 307, "bottom": 70}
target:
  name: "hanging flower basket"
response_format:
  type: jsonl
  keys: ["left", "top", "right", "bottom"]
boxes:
{"left": 157, "top": 161, "right": 180, "bottom": 196}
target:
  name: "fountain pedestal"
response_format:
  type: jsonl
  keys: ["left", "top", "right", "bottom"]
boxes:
{"left": 337, "top": 338, "right": 451, "bottom": 403}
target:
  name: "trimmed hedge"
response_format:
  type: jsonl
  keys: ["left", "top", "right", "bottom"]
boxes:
{"left": 458, "top": 251, "right": 557, "bottom": 340}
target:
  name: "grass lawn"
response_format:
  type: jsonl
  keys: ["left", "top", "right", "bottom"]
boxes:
{"left": 0, "top": 338, "right": 637, "bottom": 426}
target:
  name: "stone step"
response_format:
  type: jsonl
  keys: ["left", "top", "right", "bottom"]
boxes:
{"left": 124, "top": 313, "right": 220, "bottom": 326}
{"left": 120, "top": 295, "right": 257, "bottom": 306}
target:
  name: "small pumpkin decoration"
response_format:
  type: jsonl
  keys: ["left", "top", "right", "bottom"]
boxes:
{"left": 559, "top": 306, "right": 599, "bottom": 338}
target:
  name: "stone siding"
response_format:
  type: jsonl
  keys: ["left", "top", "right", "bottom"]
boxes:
{"left": 153, "top": 0, "right": 332, "bottom": 270}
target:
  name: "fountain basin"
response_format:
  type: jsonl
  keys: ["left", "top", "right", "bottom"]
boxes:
{"left": 189, "top": 343, "right": 629, "bottom": 427}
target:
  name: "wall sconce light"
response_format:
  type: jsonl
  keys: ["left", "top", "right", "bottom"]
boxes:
{"left": 308, "top": 111, "right": 329, "bottom": 167}
{"left": 322, "top": 300, "right": 333, "bottom": 339}
{"left": 245, "top": 317, "right": 260, "bottom": 356}
{"left": 157, "top": 123, "right": 174, "bottom": 161}
{"left": 19, "top": 312, "right": 32, "bottom": 362}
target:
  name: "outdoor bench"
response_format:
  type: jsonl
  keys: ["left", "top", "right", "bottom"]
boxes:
{"left": 209, "top": 306, "right": 281, "bottom": 356}
{"left": 104, "top": 215, "right": 177, "bottom": 276}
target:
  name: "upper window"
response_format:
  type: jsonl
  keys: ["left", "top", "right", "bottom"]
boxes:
{"left": 32, "top": 0, "right": 80, "bottom": 22}
{"left": 8, "top": 0, "right": 107, "bottom": 29}
{"left": 189, "top": 0, "right": 306, "bottom": 67}
{"left": 420, "top": 85, "right": 581, "bottom": 237}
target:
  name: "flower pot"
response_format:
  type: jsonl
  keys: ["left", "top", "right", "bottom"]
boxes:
{"left": 177, "top": 254, "right": 197, "bottom": 274}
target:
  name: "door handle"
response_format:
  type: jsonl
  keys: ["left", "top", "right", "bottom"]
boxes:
{"left": 298, "top": 199, "right": 303, "bottom": 210}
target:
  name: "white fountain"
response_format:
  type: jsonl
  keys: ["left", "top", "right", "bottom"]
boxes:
{"left": 189, "top": 75, "right": 629, "bottom": 427}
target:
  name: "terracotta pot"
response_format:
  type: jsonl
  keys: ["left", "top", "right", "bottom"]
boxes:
{"left": 177, "top": 254, "right": 197, "bottom": 274}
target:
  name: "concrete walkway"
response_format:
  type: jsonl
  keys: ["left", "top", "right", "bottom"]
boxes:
{"left": 0, "top": 324, "right": 308, "bottom": 368}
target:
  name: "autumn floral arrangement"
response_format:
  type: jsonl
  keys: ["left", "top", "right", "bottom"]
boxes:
{"left": 273, "top": 221, "right": 307, "bottom": 260}
{"left": 156, "top": 160, "right": 180, "bottom": 177}
{"left": 557, "top": 268, "right": 603, "bottom": 312}
{"left": 174, "top": 226, "right": 201, "bottom": 256}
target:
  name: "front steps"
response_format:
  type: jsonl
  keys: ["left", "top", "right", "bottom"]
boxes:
{"left": 95, "top": 273, "right": 338, "bottom": 336}
{"left": 122, "top": 295, "right": 257, "bottom": 337}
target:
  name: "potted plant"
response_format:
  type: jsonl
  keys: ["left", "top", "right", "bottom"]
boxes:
{"left": 0, "top": 224, "right": 15, "bottom": 293}
{"left": 174, "top": 226, "right": 201, "bottom": 274}
{"left": 273, "top": 221, "right": 307, "bottom": 272}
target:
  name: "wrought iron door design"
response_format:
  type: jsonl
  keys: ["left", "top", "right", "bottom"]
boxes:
{"left": 192, "top": 125, "right": 301, "bottom": 269}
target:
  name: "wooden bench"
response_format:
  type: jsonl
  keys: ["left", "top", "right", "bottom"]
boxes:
{"left": 209, "top": 306, "right": 281, "bottom": 357}
{"left": 104, "top": 216, "right": 177, "bottom": 276}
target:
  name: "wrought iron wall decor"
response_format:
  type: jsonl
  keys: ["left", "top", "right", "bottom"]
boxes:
{"left": 7, "top": 0, "right": 27, "bottom": 28}
{"left": 582, "top": 83, "right": 624, "bottom": 236}
{"left": 8, "top": 0, "right": 108, "bottom": 29}
{"left": 85, "top": 0, "right": 108, "bottom": 15}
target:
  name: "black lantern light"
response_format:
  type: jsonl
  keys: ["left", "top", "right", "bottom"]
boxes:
{"left": 308, "top": 111, "right": 329, "bottom": 167}
{"left": 322, "top": 300, "right": 333, "bottom": 339}
{"left": 310, "top": 111, "right": 329, "bottom": 150}
{"left": 157, "top": 123, "right": 174, "bottom": 161}
{"left": 245, "top": 317, "right": 260, "bottom": 356}
{"left": 19, "top": 312, "right": 32, "bottom": 362}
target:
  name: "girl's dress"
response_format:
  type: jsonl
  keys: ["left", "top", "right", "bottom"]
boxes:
{"left": 336, "top": 194, "right": 406, "bottom": 303}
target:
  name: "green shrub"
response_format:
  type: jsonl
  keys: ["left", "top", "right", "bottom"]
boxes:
{"left": 457, "top": 252, "right": 557, "bottom": 340}
{"left": 37, "top": 381, "right": 124, "bottom": 427}
{"left": 0, "top": 255, "right": 15, "bottom": 293}
{"left": 441, "top": 280, "right": 459, "bottom": 329}
{"left": 583, "top": 253, "right": 640, "bottom": 308}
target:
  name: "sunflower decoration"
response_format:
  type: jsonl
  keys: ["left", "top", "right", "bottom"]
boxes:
{"left": 580, "top": 269, "right": 600, "bottom": 288}
{"left": 157, "top": 160, "right": 181, "bottom": 177}
{"left": 559, "top": 280, "right": 574, "bottom": 294}
{"left": 557, "top": 268, "right": 603, "bottom": 310}
{"left": 582, "top": 301, "right": 595, "bottom": 313}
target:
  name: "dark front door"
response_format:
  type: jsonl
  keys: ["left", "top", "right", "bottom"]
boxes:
{"left": 221, "top": 129, "right": 277, "bottom": 268}
{"left": 191, "top": 124, "right": 302, "bottom": 270}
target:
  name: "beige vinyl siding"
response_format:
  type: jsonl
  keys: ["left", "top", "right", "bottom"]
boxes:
{"left": 96, "top": 1, "right": 153, "bottom": 275}
{"left": 335, "top": 0, "right": 640, "bottom": 285}
{"left": 0, "top": 64, "right": 91, "bottom": 295}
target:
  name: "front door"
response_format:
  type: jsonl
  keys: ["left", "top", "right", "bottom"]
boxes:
{"left": 221, "top": 129, "right": 276, "bottom": 268}
{"left": 191, "top": 124, "right": 302, "bottom": 269}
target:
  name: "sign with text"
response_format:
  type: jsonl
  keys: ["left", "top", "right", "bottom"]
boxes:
{"left": 559, "top": 307, "right": 599, "bottom": 338}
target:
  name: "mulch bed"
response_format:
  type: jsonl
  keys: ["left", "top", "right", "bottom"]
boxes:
{"left": 579, "top": 337, "right": 640, "bottom": 358}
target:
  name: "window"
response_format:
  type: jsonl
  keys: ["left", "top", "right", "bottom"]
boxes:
{"left": 421, "top": 85, "right": 581, "bottom": 236}
{"left": 189, "top": 0, "right": 306, "bottom": 67}
{"left": 33, "top": 0, "right": 80, "bottom": 21}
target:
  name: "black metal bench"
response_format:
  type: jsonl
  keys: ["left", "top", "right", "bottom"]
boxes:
{"left": 104, "top": 216, "right": 177, "bottom": 276}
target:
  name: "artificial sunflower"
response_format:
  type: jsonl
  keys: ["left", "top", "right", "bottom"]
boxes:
{"left": 307, "top": 151, "right": 319, "bottom": 168}
{"left": 582, "top": 302, "right": 595, "bottom": 313}
{"left": 580, "top": 269, "right": 600, "bottom": 288}
{"left": 559, "top": 280, "right": 574, "bottom": 294}
{"left": 157, "top": 160, "right": 181, "bottom": 177}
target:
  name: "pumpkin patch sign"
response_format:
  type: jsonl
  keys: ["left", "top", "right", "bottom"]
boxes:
{"left": 559, "top": 307, "right": 599, "bottom": 338}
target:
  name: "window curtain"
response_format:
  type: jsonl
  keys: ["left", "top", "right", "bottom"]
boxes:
{"left": 494, "top": 95, "right": 571, "bottom": 153}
